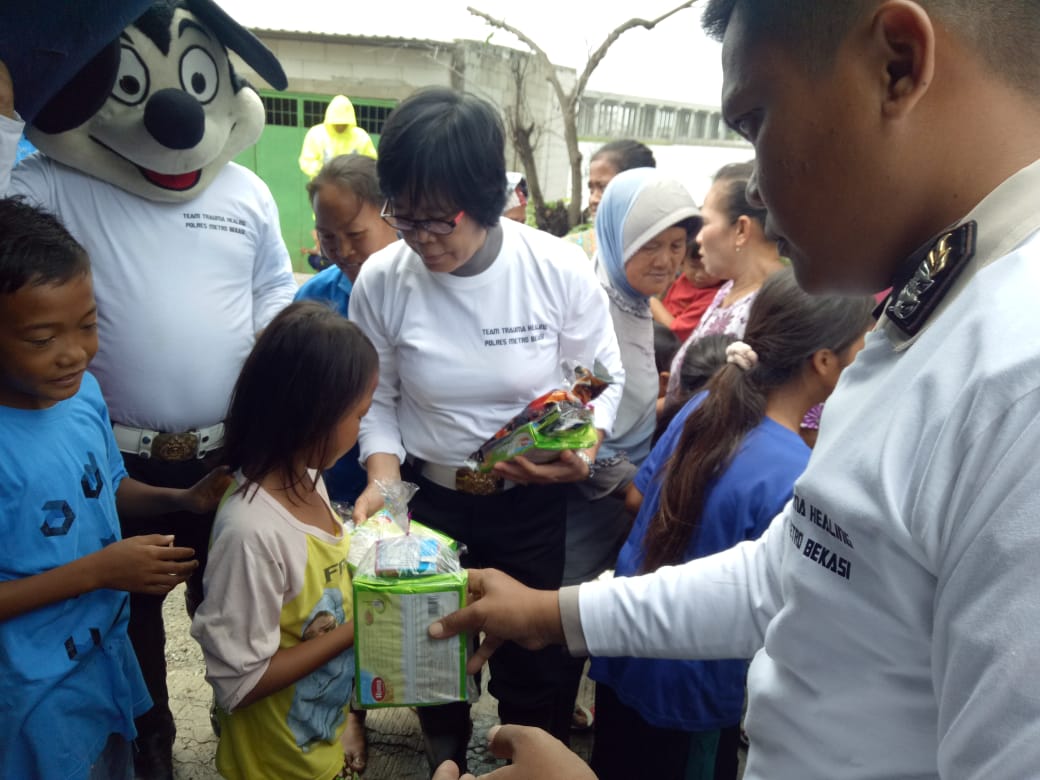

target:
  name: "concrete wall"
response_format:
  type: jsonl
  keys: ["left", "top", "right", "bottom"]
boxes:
{"left": 231, "top": 33, "right": 576, "bottom": 201}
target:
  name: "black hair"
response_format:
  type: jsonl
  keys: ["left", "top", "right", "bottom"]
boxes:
{"left": 653, "top": 333, "right": 736, "bottom": 444}
{"left": 307, "top": 154, "right": 382, "bottom": 207}
{"left": 702, "top": 1, "right": 1040, "bottom": 92}
{"left": 641, "top": 268, "right": 874, "bottom": 572}
{"left": 377, "top": 87, "right": 506, "bottom": 228}
{"left": 223, "top": 301, "right": 379, "bottom": 502}
{"left": 711, "top": 160, "right": 767, "bottom": 230}
{"left": 591, "top": 139, "right": 657, "bottom": 173}
{"left": 0, "top": 197, "right": 90, "bottom": 295}
{"left": 653, "top": 321, "right": 680, "bottom": 375}
{"left": 133, "top": 0, "right": 178, "bottom": 55}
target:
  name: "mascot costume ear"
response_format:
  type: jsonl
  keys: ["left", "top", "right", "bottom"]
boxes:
{"left": 20, "top": 0, "right": 287, "bottom": 203}
{"left": 0, "top": 0, "right": 154, "bottom": 124}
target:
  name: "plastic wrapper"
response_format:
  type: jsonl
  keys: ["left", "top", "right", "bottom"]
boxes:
{"left": 352, "top": 480, "right": 470, "bottom": 708}
{"left": 464, "top": 361, "right": 612, "bottom": 473}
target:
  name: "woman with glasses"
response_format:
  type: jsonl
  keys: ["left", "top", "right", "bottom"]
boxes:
{"left": 348, "top": 86, "right": 625, "bottom": 776}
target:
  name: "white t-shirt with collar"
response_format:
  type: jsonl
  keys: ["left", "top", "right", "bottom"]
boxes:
{"left": 350, "top": 217, "right": 625, "bottom": 467}
{"left": 569, "top": 157, "right": 1040, "bottom": 779}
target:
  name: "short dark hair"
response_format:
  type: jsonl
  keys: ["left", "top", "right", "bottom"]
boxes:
{"left": 710, "top": 160, "right": 767, "bottom": 230}
{"left": 377, "top": 87, "right": 506, "bottom": 227}
{"left": 702, "top": 1, "right": 1040, "bottom": 91}
{"left": 306, "top": 153, "right": 382, "bottom": 207}
{"left": 223, "top": 301, "right": 379, "bottom": 502}
{"left": 653, "top": 332, "right": 735, "bottom": 445}
{"left": 652, "top": 321, "right": 680, "bottom": 375}
{"left": 0, "top": 197, "right": 90, "bottom": 295}
{"left": 592, "top": 139, "right": 657, "bottom": 173}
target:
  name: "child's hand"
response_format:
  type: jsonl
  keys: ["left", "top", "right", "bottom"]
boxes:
{"left": 351, "top": 482, "right": 385, "bottom": 525}
{"left": 181, "top": 466, "right": 233, "bottom": 513}
{"left": 93, "top": 534, "right": 197, "bottom": 595}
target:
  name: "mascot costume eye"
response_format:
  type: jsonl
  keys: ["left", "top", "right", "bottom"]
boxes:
{"left": 0, "top": 3, "right": 303, "bottom": 778}
{"left": 25, "top": 0, "right": 286, "bottom": 201}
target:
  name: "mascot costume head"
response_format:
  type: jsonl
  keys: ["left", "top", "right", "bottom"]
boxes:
{"left": 4, "top": 0, "right": 286, "bottom": 202}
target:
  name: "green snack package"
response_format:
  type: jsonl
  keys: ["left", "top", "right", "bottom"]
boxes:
{"left": 353, "top": 571, "right": 469, "bottom": 708}
{"left": 465, "top": 362, "right": 613, "bottom": 473}
{"left": 468, "top": 408, "right": 599, "bottom": 473}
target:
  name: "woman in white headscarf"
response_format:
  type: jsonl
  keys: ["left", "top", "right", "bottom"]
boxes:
{"left": 587, "top": 167, "right": 702, "bottom": 492}
{"left": 558, "top": 167, "right": 701, "bottom": 732}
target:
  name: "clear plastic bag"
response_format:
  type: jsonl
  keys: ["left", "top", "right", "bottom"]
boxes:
{"left": 350, "top": 480, "right": 471, "bottom": 709}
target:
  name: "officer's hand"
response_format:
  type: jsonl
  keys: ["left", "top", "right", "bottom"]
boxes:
{"left": 429, "top": 569, "right": 565, "bottom": 675}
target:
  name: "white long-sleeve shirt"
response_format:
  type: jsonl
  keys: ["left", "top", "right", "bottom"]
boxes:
{"left": 0, "top": 115, "right": 295, "bottom": 431}
{"left": 350, "top": 218, "right": 624, "bottom": 467}
{"left": 566, "top": 157, "right": 1040, "bottom": 779}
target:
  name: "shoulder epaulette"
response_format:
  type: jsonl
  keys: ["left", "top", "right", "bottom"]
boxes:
{"left": 885, "top": 220, "right": 976, "bottom": 337}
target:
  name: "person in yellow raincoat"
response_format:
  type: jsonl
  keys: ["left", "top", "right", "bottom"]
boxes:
{"left": 298, "top": 95, "right": 377, "bottom": 177}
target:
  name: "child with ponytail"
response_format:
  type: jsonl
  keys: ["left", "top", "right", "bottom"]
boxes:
{"left": 588, "top": 268, "right": 875, "bottom": 780}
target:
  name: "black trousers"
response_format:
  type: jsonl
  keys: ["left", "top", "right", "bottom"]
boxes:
{"left": 590, "top": 683, "right": 697, "bottom": 780}
{"left": 119, "top": 450, "right": 222, "bottom": 754}
{"left": 403, "top": 464, "right": 569, "bottom": 772}
{"left": 590, "top": 683, "right": 738, "bottom": 780}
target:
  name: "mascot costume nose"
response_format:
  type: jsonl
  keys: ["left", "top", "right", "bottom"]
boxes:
{"left": 1, "top": 3, "right": 297, "bottom": 777}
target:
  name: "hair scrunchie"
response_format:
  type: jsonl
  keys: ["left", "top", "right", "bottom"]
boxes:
{"left": 725, "top": 340, "right": 759, "bottom": 371}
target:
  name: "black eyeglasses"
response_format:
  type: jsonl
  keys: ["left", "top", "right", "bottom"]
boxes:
{"left": 380, "top": 200, "right": 465, "bottom": 235}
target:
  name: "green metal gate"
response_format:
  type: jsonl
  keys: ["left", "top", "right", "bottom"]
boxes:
{"left": 234, "top": 90, "right": 396, "bottom": 273}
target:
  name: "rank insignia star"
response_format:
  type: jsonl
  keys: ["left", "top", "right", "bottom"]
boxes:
{"left": 886, "top": 220, "right": 976, "bottom": 337}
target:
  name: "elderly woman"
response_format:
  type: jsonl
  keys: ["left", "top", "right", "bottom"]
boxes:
{"left": 591, "top": 168, "right": 701, "bottom": 478}
{"left": 348, "top": 87, "right": 624, "bottom": 775}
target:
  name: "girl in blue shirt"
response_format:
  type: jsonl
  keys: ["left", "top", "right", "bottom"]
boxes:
{"left": 589, "top": 268, "right": 874, "bottom": 780}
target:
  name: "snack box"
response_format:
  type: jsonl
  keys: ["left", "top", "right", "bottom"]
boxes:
{"left": 353, "top": 571, "right": 469, "bottom": 708}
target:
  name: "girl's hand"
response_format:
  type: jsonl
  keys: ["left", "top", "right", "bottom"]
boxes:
{"left": 492, "top": 450, "right": 592, "bottom": 486}
{"left": 181, "top": 466, "right": 233, "bottom": 513}
{"left": 92, "top": 534, "right": 197, "bottom": 595}
{"left": 351, "top": 482, "right": 385, "bottom": 524}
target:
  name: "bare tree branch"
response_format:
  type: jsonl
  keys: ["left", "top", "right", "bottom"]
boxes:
{"left": 466, "top": 6, "right": 573, "bottom": 110}
{"left": 468, "top": 2, "right": 698, "bottom": 227}
{"left": 574, "top": 2, "right": 697, "bottom": 99}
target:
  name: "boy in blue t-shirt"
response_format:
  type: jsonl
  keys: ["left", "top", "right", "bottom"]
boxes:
{"left": 0, "top": 198, "right": 229, "bottom": 780}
